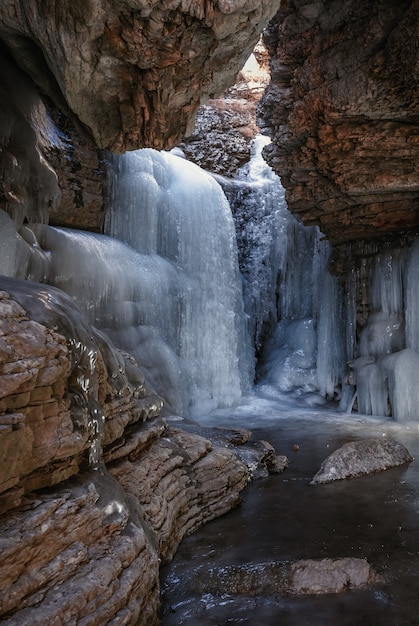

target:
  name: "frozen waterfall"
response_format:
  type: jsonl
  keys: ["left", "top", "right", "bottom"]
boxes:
{"left": 220, "top": 136, "right": 347, "bottom": 406}
{"left": 103, "top": 148, "right": 253, "bottom": 415}
{"left": 1, "top": 135, "right": 419, "bottom": 423}
{"left": 0, "top": 148, "right": 253, "bottom": 416}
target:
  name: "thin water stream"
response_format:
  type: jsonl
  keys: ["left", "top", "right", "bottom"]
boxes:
{"left": 160, "top": 387, "right": 419, "bottom": 625}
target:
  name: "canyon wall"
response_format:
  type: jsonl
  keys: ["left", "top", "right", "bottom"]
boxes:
{"left": 0, "top": 278, "right": 252, "bottom": 624}
{"left": 258, "top": 0, "right": 419, "bottom": 248}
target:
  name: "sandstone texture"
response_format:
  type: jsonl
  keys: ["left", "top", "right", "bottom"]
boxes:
{"left": 0, "top": 0, "right": 280, "bottom": 153}
{"left": 259, "top": 0, "right": 419, "bottom": 245}
{"left": 0, "top": 277, "right": 254, "bottom": 624}
{"left": 311, "top": 437, "right": 413, "bottom": 484}
{"left": 0, "top": 51, "right": 106, "bottom": 231}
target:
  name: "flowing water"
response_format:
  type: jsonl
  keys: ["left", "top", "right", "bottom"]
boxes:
{"left": 160, "top": 388, "right": 419, "bottom": 625}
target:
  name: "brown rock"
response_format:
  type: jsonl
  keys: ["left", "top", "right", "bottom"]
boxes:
{"left": 109, "top": 426, "right": 249, "bottom": 561}
{"left": 0, "top": 274, "right": 253, "bottom": 624}
{"left": 180, "top": 37, "right": 271, "bottom": 177}
{"left": 259, "top": 0, "right": 419, "bottom": 245}
{"left": 187, "top": 557, "right": 377, "bottom": 596}
{"left": 0, "top": 279, "right": 166, "bottom": 511}
{"left": 0, "top": 1, "right": 280, "bottom": 152}
{"left": 290, "top": 557, "right": 377, "bottom": 594}
{"left": 0, "top": 470, "right": 161, "bottom": 625}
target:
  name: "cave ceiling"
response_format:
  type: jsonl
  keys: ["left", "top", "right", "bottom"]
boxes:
{"left": 0, "top": 0, "right": 280, "bottom": 152}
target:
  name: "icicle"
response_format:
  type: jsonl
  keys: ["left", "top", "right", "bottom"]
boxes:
{"left": 316, "top": 268, "right": 346, "bottom": 400}
{"left": 381, "top": 349, "right": 419, "bottom": 422}
{"left": 405, "top": 239, "right": 419, "bottom": 353}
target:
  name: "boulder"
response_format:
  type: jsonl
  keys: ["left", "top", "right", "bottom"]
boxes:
{"left": 311, "top": 438, "right": 413, "bottom": 484}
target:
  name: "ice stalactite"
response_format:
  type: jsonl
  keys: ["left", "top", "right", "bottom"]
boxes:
{"left": 350, "top": 243, "right": 419, "bottom": 421}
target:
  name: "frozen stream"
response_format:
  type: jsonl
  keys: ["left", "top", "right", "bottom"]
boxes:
{"left": 160, "top": 387, "right": 419, "bottom": 625}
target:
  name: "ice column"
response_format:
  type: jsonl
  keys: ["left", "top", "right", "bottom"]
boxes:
{"left": 350, "top": 242, "right": 419, "bottom": 421}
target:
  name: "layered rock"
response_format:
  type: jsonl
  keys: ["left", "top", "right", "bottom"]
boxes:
{"left": 0, "top": 277, "right": 163, "bottom": 514}
{"left": 259, "top": 0, "right": 419, "bottom": 245}
{"left": 0, "top": 277, "right": 253, "bottom": 624}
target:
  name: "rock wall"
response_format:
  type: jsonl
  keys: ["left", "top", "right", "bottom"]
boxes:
{"left": 0, "top": 278, "right": 250, "bottom": 624}
{"left": 259, "top": 0, "right": 419, "bottom": 246}
{"left": 0, "top": 50, "right": 106, "bottom": 231}
{"left": 0, "top": 0, "right": 280, "bottom": 152}
{"left": 179, "top": 37, "right": 271, "bottom": 177}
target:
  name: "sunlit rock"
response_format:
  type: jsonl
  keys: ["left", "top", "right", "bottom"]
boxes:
{"left": 311, "top": 438, "right": 413, "bottom": 484}
{"left": 290, "top": 558, "right": 377, "bottom": 595}
{"left": 180, "top": 37, "right": 271, "bottom": 176}
{"left": 0, "top": 468, "right": 161, "bottom": 626}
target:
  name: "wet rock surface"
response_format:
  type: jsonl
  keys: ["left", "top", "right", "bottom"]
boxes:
{"left": 176, "top": 420, "right": 289, "bottom": 479}
{"left": 311, "top": 437, "right": 413, "bottom": 484}
{"left": 0, "top": 277, "right": 250, "bottom": 624}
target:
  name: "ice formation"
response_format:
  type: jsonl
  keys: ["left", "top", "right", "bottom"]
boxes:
{"left": 350, "top": 245, "right": 419, "bottom": 421}
{"left": 222, "top": 136, "right": 347, "bottom": 403}
{"left": 1, "top": 149, "right": 253, "bottom": 416}
{"left": 1, "top": 131, "right": 419, "bottom": 423}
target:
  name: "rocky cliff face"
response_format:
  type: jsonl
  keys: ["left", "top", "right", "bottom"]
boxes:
{"left": 258, "top": 0, "right": 419, "bottom": 246}
{"left": 0, "top": 0, "right": 280, "bottom": 152}
{"left": 0, "top": 278, "right": 255, "bottom": 624}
